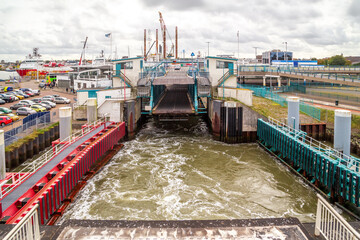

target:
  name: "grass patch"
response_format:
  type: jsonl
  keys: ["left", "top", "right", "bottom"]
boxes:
{"left": 5, "top": 122, "right": 59, "bottom": 152}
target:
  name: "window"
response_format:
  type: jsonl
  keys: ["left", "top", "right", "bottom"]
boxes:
{"left": 118, "top": 61, "right": 133, "bottom": 69}
{"left": 216, "top": 60, "right": 231, "bottom": 69}
{"left": 78, "top": 83, "right": 81, "bottom": 89}
{"left": 83, "top": 83, "right": 86, "bottom": 89}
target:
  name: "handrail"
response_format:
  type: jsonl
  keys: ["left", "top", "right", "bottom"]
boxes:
{"left": 315, "top": 194, "right": 360, "bottom": 239}
{"left": 268, "top": 117, "right": 360, "bottom": 169}
{"left": 0, "top": 114, "right": 108, "bottom": 199}
{"left": 3, "top": 204, "right": 40, "bottom": 240}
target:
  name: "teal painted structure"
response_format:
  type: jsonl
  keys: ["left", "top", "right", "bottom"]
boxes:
{"left": 239, "top": 85, "right": 321, "bottom": 121}
{"left": 257, "top": 118, "right": 360, "bottom": 207}
{"left": 76, "top": 89, "right": 101, "bottom": 98}
{"left": 139, "top": 60, "right": 208, "bottom": 115}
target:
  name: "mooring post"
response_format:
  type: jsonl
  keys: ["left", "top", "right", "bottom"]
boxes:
{"left": 0, "top": 130, "right": 5, "bottom": 180}
{"left": 59, "top": 107, "right": 72, "bottom": 141}
{"left": 334, "top": 109, "right": 351, "bottom": 156}
{"left": 87, "top": 98, "right": 97, "bottom": 123}
{"left": 287, "top": 96, "right": 300, "bottom": 130}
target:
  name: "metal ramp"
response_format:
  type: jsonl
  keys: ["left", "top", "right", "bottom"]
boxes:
{"left": 152, "top": 85, "right": 193, "bottom": 115}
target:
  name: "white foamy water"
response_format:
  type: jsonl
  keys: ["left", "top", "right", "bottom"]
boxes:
{"left": 61, "top": 117, "right": 317, "bottom": 223}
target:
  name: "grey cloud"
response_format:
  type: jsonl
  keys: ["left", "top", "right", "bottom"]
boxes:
{"left": 348, "top": 0, "right": 360, "bottom": 19}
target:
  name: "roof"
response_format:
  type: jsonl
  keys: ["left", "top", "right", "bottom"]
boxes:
{"left": 206, "top": 56, "right": 238, "bottom": 61}
{"left": 112, "top": 57, "right": 143, "bottom": 62}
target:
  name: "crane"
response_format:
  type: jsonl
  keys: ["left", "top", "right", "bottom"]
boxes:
{"left": 79, "top": 36, "right": 88, "bottom": 65}
{"left": 159, "top": 12, "right": 174, "bottom": 59}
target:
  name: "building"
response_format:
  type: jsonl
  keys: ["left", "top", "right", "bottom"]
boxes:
{"left": 345, "top": 56, "right": 360, "bottom": 65}
{"left": 112, "top": 57, "right": 144, "bottom": 88}
{"left": 272, "top": 60, "right": 318, "bottom": 67}
{"left": 262, "top": 50, "right": 293, "bottom": 65}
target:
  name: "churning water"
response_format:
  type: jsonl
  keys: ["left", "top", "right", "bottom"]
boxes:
{"left": 61, "top": 117, "right": 317, "bottom": 222}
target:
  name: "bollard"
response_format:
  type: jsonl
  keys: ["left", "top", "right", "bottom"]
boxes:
{"left": 287, "top": 96, "right": 300, "bottom": 130}
{"left": 87, "top": 98, "right": 97, "bottom": 123}
{"left": 59, "top": 107, "right": 72, "bottom": 141}
{"left": 0, "top": 130, "right": 5, "bottom": 180}
{"left": 334, "top": 110, "right": 351, "bottom": 156}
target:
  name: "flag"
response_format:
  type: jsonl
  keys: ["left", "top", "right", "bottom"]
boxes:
{"left": 105, "top": 33, "right": 111, "bottom": 38}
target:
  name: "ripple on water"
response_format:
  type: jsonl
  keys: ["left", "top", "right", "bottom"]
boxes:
{"left": 60, "top": 118, "right": 317, "bottom": 223}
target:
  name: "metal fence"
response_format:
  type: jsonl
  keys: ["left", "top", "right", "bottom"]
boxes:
{"left": 4, "top": 112, "right": 52, "bottom": 146}
{"left": 315, "top": 194, "right": 360, "bottom": 240}
{"left": 3, "top": 204, "right": 40, "bottom": 240}
{"left": 241, "top": 85, "right": 321, "bottom": 121}
{"left": 306, "top": 91, "right": 360, "bottom": 103}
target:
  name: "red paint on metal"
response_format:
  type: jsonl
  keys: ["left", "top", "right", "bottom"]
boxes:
{"left": 4, "top": 122, "right": 125, "bottom": 224}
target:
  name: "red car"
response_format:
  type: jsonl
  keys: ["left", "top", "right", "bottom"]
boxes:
{"left": 0, "top": 116, "right": 12, "bottom": 126}
{"left": 24, "top": 91, "right": 35, "bottom": 97}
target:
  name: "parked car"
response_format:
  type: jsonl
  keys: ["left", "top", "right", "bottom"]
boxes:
{"left": 41, "top": 100, "right": 56, "bottom": 108}
{"left": 1, "top": 113, "right": 19, "bottom": 122}
{"left": 54, "top": 97, "right": 70, "bottom": 104}
{"left": 32, "top": 98, "right": 42, "bottom": 103}
{"left": 15, "top": 91, "right": 29, "bottom": 98}
{"left": 24, "top": 91, "right": 35, "bottom": 97}
{"left": 3, "top": 86, "right": 13, "bottom": 92}
{"left": 42, "top": 96, "right": 55, "bottom": 102}
{"left": 17, "top": 107, "right": 37, "bottom": 116}
{"left": 10, "top": 102, "right": 30, "bottom": 110}
{"left": 4, "top": 93, "right": 18, "bottom": 101}
{"left": 37, "top": 103, "right": 51, "bottom": 110}
{"left": 52, "top": 94, "right": 60, "bottom": 97}
{"left": 8, "top": 92, "right": 24, "bottom": 100}
{"left": 0, "top": 116, "right": 12, "bottom": 126}
{"left": 30, "top": 89, "right": 40, "bottom": 95}
{"left": 0, "top": 107, "right": 12, "bottom": 114}
{"left": 0, "top": 94, "right": 15, "bottom": 103}
{"left": 30, "top": 105, "right": 46, "bottom": 112}
{"left": 39, "top": 83, "right": 45, "bottom": 88}
{"left": 0, "top": 99, "right": 5, "bottom": 105}
{"left": 19, "top": 100, "right": 35, "bottom": 105}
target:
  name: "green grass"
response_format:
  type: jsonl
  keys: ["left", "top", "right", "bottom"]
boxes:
{"left": 5, "top": 122, "right": 59, "bottom": 152}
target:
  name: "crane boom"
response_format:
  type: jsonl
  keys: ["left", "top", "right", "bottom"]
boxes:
{"left": 79, "top": 36, "right": 88, "bottom": 65}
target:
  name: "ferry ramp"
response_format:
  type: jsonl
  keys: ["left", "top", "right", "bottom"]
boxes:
{"left": 152, "top": 69, "right": 195, "bottom": 116}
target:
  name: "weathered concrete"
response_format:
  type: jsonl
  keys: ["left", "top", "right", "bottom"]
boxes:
{"left": 217, "top": 87, "right": 253, "bottom": 106}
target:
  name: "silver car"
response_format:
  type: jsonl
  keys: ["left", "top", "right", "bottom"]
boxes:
{"left": 54, "top": 97, "right": 70, "bottom": 104}
{"left": 16, "top": 107, "right": 37, "bottom": 116}
{"left": 42, "top": 96, "right": 55, "bottom": 102}
{"left": 41, "top": 100, "right": 56, "bottom": 108}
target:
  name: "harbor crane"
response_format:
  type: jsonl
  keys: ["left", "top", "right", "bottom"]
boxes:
{"left": 159, "top": 11, "right": 175, "bottom": 59}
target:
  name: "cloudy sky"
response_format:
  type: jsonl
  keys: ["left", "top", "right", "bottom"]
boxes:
{"left": 0, "top": 0, "right": 359, "bottom": 61}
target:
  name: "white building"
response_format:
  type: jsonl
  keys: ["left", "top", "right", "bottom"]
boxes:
{"left": 112, "top": 57, "right": 144, "bottom": 88}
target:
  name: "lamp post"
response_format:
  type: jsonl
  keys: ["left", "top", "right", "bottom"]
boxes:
{"left": 206, "top": 42, "right": 210, "bottom": 57}
{"left": 237, "top": 31, "right": 240, "bottom": 59}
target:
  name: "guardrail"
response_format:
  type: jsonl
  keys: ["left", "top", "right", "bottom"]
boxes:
{"left": 315, "top": 194, "right": 360, "bottom": 239}
{"left": 3, "top": 204, "right": 40, "bottom": 240}
{"left": 0, "top": 114, "right": 108, "bottom": 199}
{"left": 268, "top": 117, "right": 360, "bottom": 168}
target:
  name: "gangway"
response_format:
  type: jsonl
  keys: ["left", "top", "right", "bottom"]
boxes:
{"left": 0, "top": 117, "right": 125, "bottom": 225}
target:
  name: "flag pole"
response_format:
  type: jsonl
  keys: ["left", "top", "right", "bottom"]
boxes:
{"left": 110, "top": 33, "right": 112, "bottom": 60}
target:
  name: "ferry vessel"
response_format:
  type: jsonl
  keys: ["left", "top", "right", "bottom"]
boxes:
{"left": 16, "top": 48, "right": 73, "bottom": 78}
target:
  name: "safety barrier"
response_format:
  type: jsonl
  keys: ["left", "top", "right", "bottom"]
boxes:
{"left": 240, "top": 85, "right": 321, "bottom": 120}
{"left": 0, "top": 115, "right": 108, "bottom": 199}
{"left": 3, "top": 204, "right": 40, "bottom": 240}
{"left": 257, "top": 118, "right": 360, "bottom": 207}
{"left": 6, "top": 122, "right": 125, "bottom": 224}
{"left": 315, "top": 194, "right": 360, "bottom": 239}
